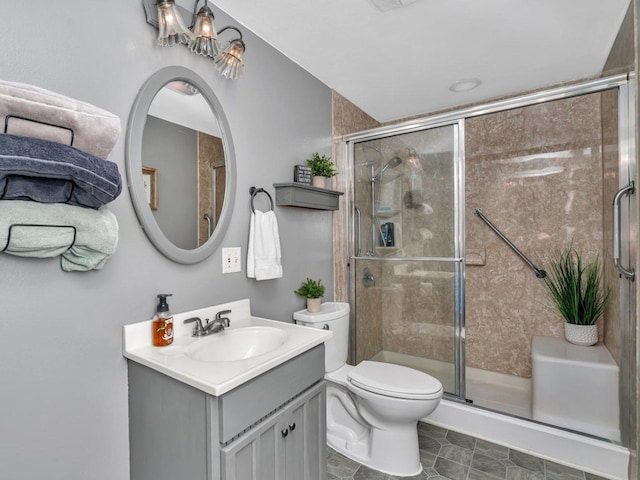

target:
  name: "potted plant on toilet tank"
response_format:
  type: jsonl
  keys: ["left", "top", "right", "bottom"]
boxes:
{"left": 294, "top": 277, "right": 325, "bottom": 313}
{"left": 543, "top": 245, "right": 609, "bottom": 346}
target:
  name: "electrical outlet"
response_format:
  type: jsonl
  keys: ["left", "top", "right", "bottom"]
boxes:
{"left": 222, "top": 247, "right": 241, "bottom": 274}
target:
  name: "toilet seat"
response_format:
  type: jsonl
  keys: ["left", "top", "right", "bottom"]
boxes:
{"left": 348, "top": 361, "right": 443, "bottom": 400}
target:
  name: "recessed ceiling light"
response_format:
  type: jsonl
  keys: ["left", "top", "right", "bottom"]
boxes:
{"left": 449, "top": 78, "right": 482, "bottom": 92}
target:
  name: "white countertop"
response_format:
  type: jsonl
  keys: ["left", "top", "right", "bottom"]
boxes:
{"left": 123, "top": 298, "right": 331, "bottom": 396}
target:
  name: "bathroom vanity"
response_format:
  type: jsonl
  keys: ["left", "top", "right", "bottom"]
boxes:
{"left": 123, "top": 299, "right": 331, "bottom": 480}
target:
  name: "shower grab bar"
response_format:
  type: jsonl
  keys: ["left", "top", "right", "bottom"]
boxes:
{"left": 613, "top": 181, "right": 635, "bottom": 281}
{"left": 354, "top": 206, "right": 362, "bottom": 257}
{"left": 472, "top": 208, "right": 547, "bottom": 279}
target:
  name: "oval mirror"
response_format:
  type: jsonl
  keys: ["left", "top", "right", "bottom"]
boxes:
{"left": 126, "top": 66, "right": 236, "bottom": 264}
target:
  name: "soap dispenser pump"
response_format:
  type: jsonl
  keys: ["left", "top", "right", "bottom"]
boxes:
{"left": 152, "top": 293, "right": 174, "bottom": 347}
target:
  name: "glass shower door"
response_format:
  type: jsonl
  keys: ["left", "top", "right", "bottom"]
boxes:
{"left": 350, "top": 122, "right": 464, "bottom": 397}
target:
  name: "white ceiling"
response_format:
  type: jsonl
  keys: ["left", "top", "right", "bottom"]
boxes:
{"left": 211, "top": 0, "right": 631, "bottom": 123}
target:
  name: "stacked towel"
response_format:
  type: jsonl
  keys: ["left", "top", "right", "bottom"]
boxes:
{"left": 0, "top": 134, "right": 122, "bottom": 208}
{"left": 247, "top": 210, "right": 283, "bottom": 280}
{"left": 0, "top": 80, "right": 121, "bottom": 159}
{"left": 0, "top": 200, "right": 118, "bottom": 272}
{"left": 0, "top": 79, "right": 123, "bottom": 271}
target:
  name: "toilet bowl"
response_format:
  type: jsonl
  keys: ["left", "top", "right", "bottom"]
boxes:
{"left": 294, "top": 302, "right": 443, "bottom": 477}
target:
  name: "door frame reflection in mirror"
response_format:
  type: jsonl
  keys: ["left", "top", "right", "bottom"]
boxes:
{"left": 126, "top": 66, "right": 236, "bottom": 264}
{"left": 142, "top": 166, "right": 158, "bottom": 210}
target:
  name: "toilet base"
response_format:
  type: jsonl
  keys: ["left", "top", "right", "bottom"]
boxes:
{"left": 328, "top": 422, "right": 423, "bottom": 477}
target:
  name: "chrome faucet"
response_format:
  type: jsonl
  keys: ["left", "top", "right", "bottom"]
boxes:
{"left": 184, "top": 309, "right": 231, "bottom": 337}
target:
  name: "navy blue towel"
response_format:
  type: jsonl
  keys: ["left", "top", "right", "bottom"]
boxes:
{"left": 0, "top": 133, "right": 122, "bottom": 208}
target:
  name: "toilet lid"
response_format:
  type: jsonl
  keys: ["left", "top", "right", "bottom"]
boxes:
{"left": 348, "top": 361, "right": 443, "bottom": 400}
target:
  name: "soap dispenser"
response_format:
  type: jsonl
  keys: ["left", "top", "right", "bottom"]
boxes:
{"left": 152, "top": 293, "right": 174, "bottom": 347}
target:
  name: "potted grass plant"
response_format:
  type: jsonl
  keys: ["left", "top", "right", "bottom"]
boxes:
{"left": 306, "top": 152, "right": 336, "bottom": 188}
{"left": 543, "top": 246, "right": 609, "bottom": 346}
{"left": 294, "top": 277, "right": 326, "bottom": 313}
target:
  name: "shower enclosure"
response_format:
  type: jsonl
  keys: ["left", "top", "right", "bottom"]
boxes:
{"left": 344, "top": 74, "right": 636, "bottom": 445}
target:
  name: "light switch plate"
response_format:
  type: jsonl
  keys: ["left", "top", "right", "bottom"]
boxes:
{"left": 222, "top": 247, "right": 241, "bottom": 274}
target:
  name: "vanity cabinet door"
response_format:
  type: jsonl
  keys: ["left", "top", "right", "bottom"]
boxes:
{"left": 282, "top": 382, "right": 326, "bottom": 480}
{"left": 220, "top": 381, "right": 326, "bottom": 480}
{"left": 221, "top": 408, "right": 286, "bottom": 480}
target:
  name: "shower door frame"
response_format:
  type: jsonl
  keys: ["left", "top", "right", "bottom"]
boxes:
{"left": 346, "top": 120, "right": 467, "bottom": 398}
{"left": 342, "top": 73, "right": 636, "bottom": 445}
{"left": 346, "top": 119, "right": 466, "bottom": 398}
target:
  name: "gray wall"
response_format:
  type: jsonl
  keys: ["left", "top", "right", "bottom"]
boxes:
{"left": 143, "top": 115, "right": 198, "bottom": 249}
{"left": 0, "top": 1, "right": 332, "bottom": 479}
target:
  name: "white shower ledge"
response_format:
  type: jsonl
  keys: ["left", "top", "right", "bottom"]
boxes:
{"left": 122, "top": 298, "right": 331, "bottom": 396}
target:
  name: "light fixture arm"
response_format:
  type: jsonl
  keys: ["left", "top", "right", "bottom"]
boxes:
{"left": 189, "top": 0, "right": 208, "bottom": 29}
{"left": 217, "top": 26, "right": 243, "bottom": 41}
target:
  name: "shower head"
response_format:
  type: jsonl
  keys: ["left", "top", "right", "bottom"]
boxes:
{"left": 361, "top": 145, "right": 383, "bottom": 159}
{"left": 388, "top": 156, "right": 402, "bottom": 168}
{"left": 373, "top": 156, "right": 402, "bottom": 181}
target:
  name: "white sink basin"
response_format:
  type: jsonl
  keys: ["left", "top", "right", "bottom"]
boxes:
{"left": 123, "top": 298, "right": 333, "bottom": 396}
{"left": 185, "top": 326, "right": 288, "bottom": 362}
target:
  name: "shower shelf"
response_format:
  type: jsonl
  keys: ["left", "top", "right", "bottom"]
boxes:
{"left": 375, "top": 246, "right": 402, "bottom": 256}
{"left": 273, "top": 182, "right": 344, "bottom": 210}
{"left": 376, "top": 209, "right": 400, "bottom": 218}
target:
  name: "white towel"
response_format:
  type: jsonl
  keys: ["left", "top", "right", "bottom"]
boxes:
{"left": 247, "top": 209, "right": 283, "bottom": 280}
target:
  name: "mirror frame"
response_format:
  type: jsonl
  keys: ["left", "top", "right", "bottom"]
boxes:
{"left": 126, "top": 66, "right": 236, "bottom": 264}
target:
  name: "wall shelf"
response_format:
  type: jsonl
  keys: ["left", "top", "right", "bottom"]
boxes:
{"left": 273, "top": 182, "right": 344, "bottom": 210}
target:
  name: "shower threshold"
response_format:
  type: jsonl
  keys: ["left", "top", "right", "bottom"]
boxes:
{"left": 370, "top": 350, "right": 532, "bottom": 419}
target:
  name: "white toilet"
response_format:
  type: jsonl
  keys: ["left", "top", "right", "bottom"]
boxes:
{"left": 294, "top": 302, "right": 443, "bottom": 477}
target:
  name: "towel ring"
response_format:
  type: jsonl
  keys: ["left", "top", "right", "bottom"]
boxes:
{"left": 249, "top": 186, "right": 274, "bottom": 213}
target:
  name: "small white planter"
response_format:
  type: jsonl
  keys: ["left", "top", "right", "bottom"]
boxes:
{"left": 306, "top": 298, "right": 322, "bottom": 313}
{"left": 564, "top": 323, "right": 598, "bottom": 346}
{"left": 312, "top": 176, "right": 329, "bottom": 189}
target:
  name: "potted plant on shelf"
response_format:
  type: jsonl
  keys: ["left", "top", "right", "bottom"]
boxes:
{"left": 542, "top": 245, "right": 609, "bottom": 346}
{"left": 306, "top": 152, "right": 337, "bottom": 189}
{"left": 294, "top": 277, "right": 325, "bottom": 313}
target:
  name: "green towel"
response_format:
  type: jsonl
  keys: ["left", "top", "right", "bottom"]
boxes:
{"left": 0, "top": 200, "right": 118, "bottom": 271}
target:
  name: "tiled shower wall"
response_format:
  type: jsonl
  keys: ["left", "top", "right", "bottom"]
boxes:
{"left": 465, "top": 92, "right": 611, "bottom": 377}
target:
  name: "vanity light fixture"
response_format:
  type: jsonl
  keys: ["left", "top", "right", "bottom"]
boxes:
{"left": 214, "top": 34, "right": 245, "bottom": 80}
{"left": 189, "top": 0, "right": 220, "bottom": 56}
{"left": 143, "top": 0, "right": 246, "bottom": 80}
{"left": 156, "top": 0, "right": 193, "bottom": 47}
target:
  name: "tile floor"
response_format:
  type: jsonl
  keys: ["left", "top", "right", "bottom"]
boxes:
{"left": 327, "top": 422, "right": 608, "bottom": 480}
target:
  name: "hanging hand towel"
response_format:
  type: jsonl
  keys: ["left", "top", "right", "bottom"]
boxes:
{"left": 246, "top": 209, "right": 283, "bottom": 280}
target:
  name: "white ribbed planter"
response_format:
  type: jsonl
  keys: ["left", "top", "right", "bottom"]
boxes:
{"left": 306, "top": 298, "right": 322, "bottom": 313}
{"left": 564, "top": 323, "right": 598, "bottom": 346}
{"left": 312, "top": 176, "right": 330, "bottom": 189}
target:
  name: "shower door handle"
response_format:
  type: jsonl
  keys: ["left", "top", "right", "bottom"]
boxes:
{"left": 613, "top": 181, "right": 635, "bottom": 280}
{"left": 354, "top": 206, "right": 362, "bottom": 257}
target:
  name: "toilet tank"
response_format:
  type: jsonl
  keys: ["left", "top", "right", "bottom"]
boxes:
{"left": 293, "top": 302, "right": 350, "bottom": 373}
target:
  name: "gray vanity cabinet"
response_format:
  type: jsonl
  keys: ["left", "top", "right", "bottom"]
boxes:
{"left": 221, "top": 382, "right": 325, "bottom": 480}
{"left": 128, "top": 344, "right": 327, "bottom": 480}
